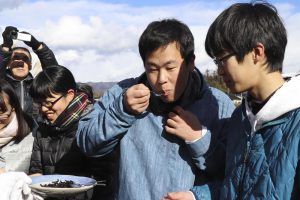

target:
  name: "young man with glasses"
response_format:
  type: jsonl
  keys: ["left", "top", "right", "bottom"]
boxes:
{"left": 164, "top": 1, "right": 300, "bottom": 200}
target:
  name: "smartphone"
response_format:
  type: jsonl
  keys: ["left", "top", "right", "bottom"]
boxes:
{"left": 11, "top": 32, "right": 32, "bottom": 42}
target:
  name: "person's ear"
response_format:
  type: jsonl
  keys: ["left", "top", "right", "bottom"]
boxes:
{"left": 7, "top": 59, "right": 12, "bottom": 69}
{"left": 253, "top": 43, "right": 265, "bottom": 64}
{"left": 66, "top": 89, "right": 75, "bottom": 102}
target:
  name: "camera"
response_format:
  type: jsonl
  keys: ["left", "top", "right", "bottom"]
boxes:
{"left": 11, "top": 31, "right": 31, "bottom": 42}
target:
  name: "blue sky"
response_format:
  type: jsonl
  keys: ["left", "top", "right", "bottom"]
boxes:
{"left": 0, "top": 0, "right": 299, "bottom": 82}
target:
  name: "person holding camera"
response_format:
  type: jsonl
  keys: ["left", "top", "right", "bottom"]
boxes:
{"left": 0, "top": 26, "right": 58, "bottom": 128}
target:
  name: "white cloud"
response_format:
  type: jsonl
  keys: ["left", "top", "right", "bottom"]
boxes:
{"left": 56, "top": 49, "right": 143, "bottom": 82}
{"left": 43, "top": 16, "right": 140, "bottom": 52}
{"left": 0, "top": 0, "right": 299, "bottom": 82}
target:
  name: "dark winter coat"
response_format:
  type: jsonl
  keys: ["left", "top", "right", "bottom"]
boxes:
{"left": 29, "top": 104, "right": 116, "bottom": 200}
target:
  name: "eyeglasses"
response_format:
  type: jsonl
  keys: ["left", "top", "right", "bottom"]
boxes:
{"left": 39, "top": 95, "right": 65, "bottom": 108}
{"left": 213, "top": 53, "right": 235, "bottom": 68}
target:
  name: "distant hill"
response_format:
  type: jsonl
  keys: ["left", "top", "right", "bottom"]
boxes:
{"left": 78, "top": 82, "right": 116, "bottom": 98}
{"left": 86, "top": 82, "right": 116, "bottom": 91}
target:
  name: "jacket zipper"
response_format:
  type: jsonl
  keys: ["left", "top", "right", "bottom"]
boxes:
{"left": 20, "top": 80, "right": 24, "bottom": 110}
{"left": 237, "top": 135, "right": 251, "bottom": 200}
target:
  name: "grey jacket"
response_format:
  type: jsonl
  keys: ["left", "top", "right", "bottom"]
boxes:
{"left": 0, "top": 133, "right": 34, "bottom": 173}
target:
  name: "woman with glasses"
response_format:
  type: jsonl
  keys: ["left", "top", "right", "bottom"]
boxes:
{"left": 28, "top": 65, "right": 115, "bottom": 200}
{"left": 0, "top": 79, "right": 33, "bottom": 174}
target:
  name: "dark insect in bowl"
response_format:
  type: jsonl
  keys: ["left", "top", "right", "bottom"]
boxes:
{"left": 40, "top": 179, "right": 79, "bottom": 188}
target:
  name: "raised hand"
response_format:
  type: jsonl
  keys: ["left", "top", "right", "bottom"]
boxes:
{"left": 2, "top": 26, "right": 18, "bottom": 48}
{"left": 20, "top": 31, "right": 42, "bottom": 50}
{"left": 165, "top": 106, "right": 202, "bottom": 142}
{"left": 123, "top": 84, "right": 151, "bottom": 115}
{"left": 162, "top": 191, "right": 195, "bottom": 200}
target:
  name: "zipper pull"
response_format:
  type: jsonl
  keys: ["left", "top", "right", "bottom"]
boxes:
{"left": 243, "top": 141, "right": 251, "bottom": 163}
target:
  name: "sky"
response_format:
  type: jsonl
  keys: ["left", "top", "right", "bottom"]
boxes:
{"left": 0, "top": 0, "right": 299, "bottom": 82}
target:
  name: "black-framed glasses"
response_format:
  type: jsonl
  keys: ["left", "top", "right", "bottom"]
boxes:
{"left": 213, "top": 53, "right": 235, "bottom": 68}
{"left": 40, "top": 95, "right": 65, "bottom": 108}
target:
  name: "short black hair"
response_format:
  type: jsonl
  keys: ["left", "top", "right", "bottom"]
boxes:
{"left": 138, "top": 18, "right": 194, "bottom": 64}
{"left": 30, "top": 65, "right": 76, "bottom": 100}
{"left": 205, "top": 1, "right": 287, "bottom": 72}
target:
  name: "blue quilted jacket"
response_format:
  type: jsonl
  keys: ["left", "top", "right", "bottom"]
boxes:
{"left": 192, "top": 75, "right": 300, "bottom": 200}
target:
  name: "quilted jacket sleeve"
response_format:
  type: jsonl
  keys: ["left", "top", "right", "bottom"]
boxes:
{"left": 34, "top": 43, "right": 58, "bottom": 68}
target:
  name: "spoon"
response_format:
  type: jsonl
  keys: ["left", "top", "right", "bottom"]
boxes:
{"left": 151, "top": 90, "right": 163, "bottom": 97}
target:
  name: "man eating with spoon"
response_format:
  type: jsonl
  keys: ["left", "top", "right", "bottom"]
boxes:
{"left": 77, "top": 18, "right": 235, "bottom": 200}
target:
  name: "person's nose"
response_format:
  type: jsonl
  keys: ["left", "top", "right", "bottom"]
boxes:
{"left": 41, "top": 105, "right": 49, "bottom": 113}
{"left": 157, "top": 70, "right": 167, "bottom": 84}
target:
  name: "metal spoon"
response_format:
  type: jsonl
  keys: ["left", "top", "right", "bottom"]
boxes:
{"left": 151, "top": 90, "right": 163, "bottom": 97}
{"left": 96, "top": 180, "right": 107, "bottom": 186}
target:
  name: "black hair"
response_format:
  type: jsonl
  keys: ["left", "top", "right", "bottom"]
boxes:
{"left": 138, "top": 18, "right": 194, "bottom": 64}
{"left": 0, "top": 79, "right": 30, "bottom": 142}
{"left": 30, "top": 65, "right": 76, "bottom": 100}
{"left": 77, "top": 83, "right": 95, "bottom": 103}
{"left": 205, "top": 1, "right": 287, "bottom": 72}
